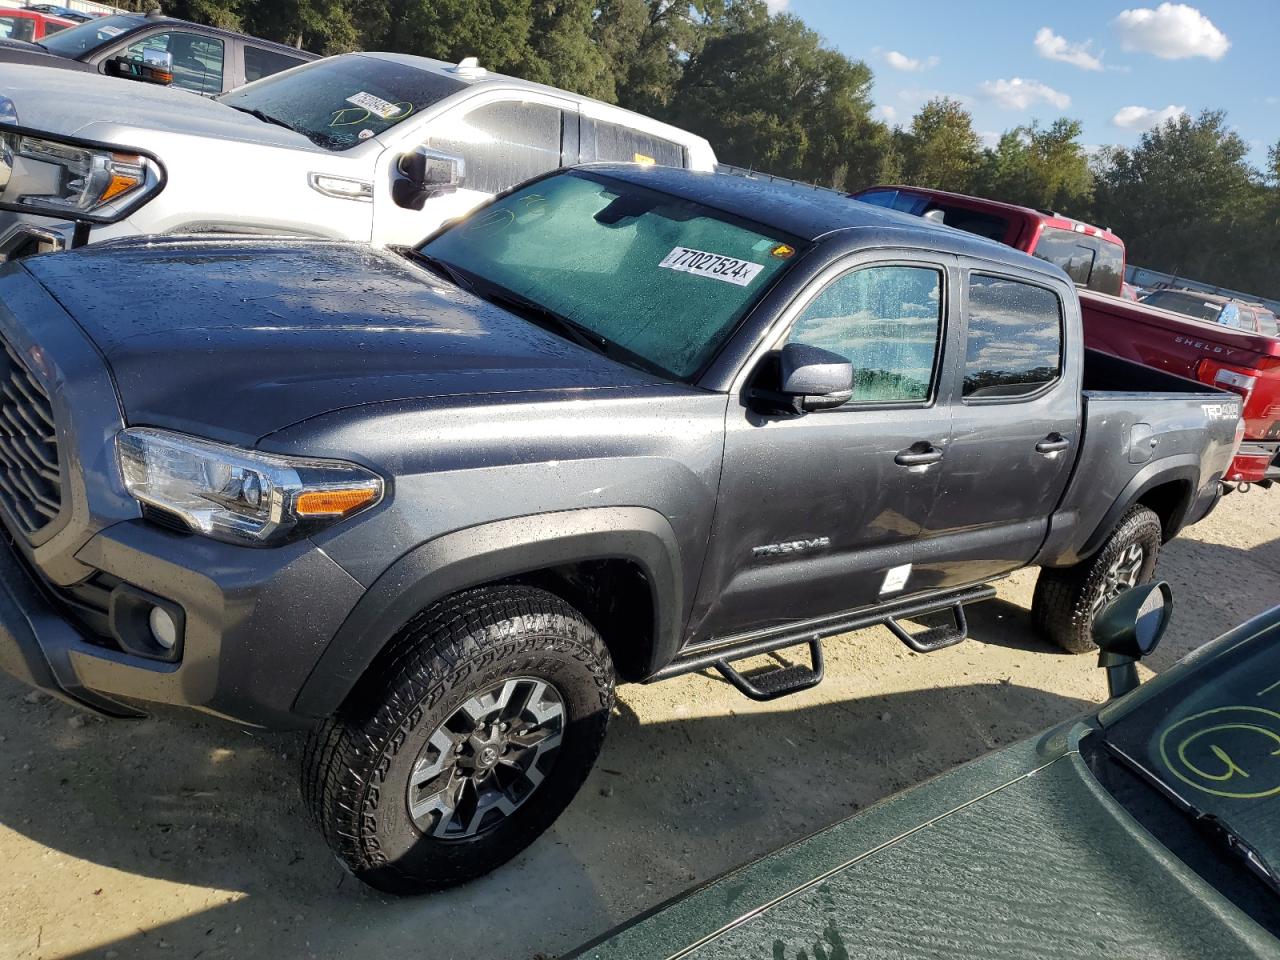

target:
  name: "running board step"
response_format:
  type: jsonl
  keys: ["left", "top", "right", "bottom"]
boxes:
{"left": 884, "top": 602, "right": 968, "bottom": 653}
{"left": 714, "top": 640, "right": 824, "bottom": 701}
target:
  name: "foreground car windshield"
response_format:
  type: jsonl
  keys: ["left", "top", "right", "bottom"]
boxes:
{"left": 38, "top": 13, "right": 138, "bottom": 55}
{"left": 417, "top": 170, "right": 800, "bottom": 381}
{"left": 218, "top": 55, "right": 467, "bottom": 151}
{"left": 1103, "top": 631, "right": 1280, "bottom": 888}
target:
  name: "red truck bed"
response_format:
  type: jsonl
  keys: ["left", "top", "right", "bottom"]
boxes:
{"left": 1079, "top": 289, "right": 1280, "bottom": 482}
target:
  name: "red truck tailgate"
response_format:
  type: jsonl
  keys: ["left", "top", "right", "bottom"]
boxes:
{"left": 1079, "top": 289, "right": 1280, "bottom": 482}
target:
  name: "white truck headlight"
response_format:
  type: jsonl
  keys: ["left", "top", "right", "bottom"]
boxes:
{"left": 117, "top": 428, "right": 383, "bottom": 546}
{"left": 0, "top": 130, "right": 164, "bottom": 222}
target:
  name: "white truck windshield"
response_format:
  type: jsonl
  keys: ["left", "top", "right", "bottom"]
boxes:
{"left": 39, "top": 14, "right": 140, "bottom": 56}
{"left": 219, "top": 55, "right": 467, "bottom": 151}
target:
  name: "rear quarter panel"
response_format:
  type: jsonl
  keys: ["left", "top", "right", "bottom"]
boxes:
{"left": 1038, "top": 386, "right": 1238, "bottom": 566}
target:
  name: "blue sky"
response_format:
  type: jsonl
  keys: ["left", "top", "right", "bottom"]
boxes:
{"left": 782, "top": 1, "right": 1276, "bottom": 169}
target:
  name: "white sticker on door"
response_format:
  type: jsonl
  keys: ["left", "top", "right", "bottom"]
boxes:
{"left": 658, "top": 247, "right": 765, "bottom": 287}
{"left": 880, "top": 563, "right": 912, "bottom": 595}
{"left": 345, "top": 91, "right": 403, "bottom": 120}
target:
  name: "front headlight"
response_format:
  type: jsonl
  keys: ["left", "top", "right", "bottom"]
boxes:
{"left": 117, "top": 428, "right": 384, "bottom": 546}
{"left": 0, "top": 130, "right": 163, "bottom": 222}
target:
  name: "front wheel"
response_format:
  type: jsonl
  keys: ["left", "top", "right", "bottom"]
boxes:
{"left": 1032, "top": 505, "right": 1163, "bottom": 654}
{"left": 302, "top": 585, "right": 616, "bottom": 894}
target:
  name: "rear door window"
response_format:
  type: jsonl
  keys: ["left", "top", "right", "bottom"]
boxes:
{"left": 963, "top": 274, "right": 1063, "bottom": 399}
{"left": 786, "top": 265, "right": 944, "bottom": 404}
{"left": 429, "top": 100, "right": 565, "bottom": 195}
{"left": 580, "top": 117, "right": 685, "bottom": 168}
{"left": 243, "top": 45, "right": 307, "bottom": 83}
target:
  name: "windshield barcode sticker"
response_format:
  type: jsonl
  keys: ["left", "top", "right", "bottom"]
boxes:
{"left": 659, "top": 247, "right": 765, "bottom": 287}
{"left": 346, "top": 91, "right": 403, "bottom": 120}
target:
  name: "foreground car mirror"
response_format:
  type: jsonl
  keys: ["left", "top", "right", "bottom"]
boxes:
{"left": 1094, "top": 581, "right": 1173, "bottom": 699}
{"left": 777, "top": 342, "right": 854, "bottom": 412}
{"left": 392, "top": 147, "right": 466, "bottom": 210}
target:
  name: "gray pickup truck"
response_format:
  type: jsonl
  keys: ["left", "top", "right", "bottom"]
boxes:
{"left": 0, "top": 165, "right": 1238, "bottom": 893}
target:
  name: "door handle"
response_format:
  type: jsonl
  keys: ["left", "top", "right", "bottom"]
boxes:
{"left": 894, "top": 444, "right": 945, "bottom": 467}
{"left": 1035, "top": 433, "right": 1071, "bottom": 455}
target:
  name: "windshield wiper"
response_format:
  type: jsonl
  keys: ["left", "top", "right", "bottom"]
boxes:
{"left": 476, "top": 285, "right": 610, "bottom": 356}
{"left": 403, "top": 250, "right": 609, "bottom": 356}
{"left": 1103, "top": 740, "right": 1280, "bottom": 901}
{"left": 1196, "top": 814, "right": 1280, "bottom": 899}
{"left": 225, "top": 105, "right": 298, "bottom": 133}
{"left": 403, "top": 250, "right": 476, "bottom": 293}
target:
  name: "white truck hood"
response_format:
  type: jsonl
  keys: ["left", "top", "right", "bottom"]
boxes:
{"left": 0, "top": 63, "right": 321, "bottom": 152}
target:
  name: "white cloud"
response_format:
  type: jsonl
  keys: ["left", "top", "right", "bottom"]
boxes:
{"left": 978, "top": 77, "right": 1071, "bottom": 111}
{"left": 1033, "top": 27, "right": 1104, "bottom": 70}
{"left": 873, "top": 104, "right": 899, "bottom": 124}
{"left": 1112, "top": 104, "right": 1188, "bottom": 129}
{"left": 764, "top": 0, "right": 788, "bottom": 11}
{"left": 1113, "top": 3, "right": 1229, "bottom": 60}
{"left": 882, "top": 49, "right": 939, "bottom": 72}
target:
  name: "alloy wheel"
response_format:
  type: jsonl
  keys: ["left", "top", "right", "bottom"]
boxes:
{"left": 1090, "top": 542, "right": 1146, "bottom": 620}
{"left": 406, "top": 677, "right": 565, "bottom": 839}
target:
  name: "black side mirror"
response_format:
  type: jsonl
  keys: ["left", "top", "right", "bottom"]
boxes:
{"left": 392, "top": 146, "right": 465, "bottom": 211}
{"left": 776, "top": 342, "right": 854, "bottom": 412}
{"left": 1093, "top": 581, "right": 1172, "bottom": 699}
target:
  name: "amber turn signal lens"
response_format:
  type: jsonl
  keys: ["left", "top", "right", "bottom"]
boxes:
{"left": 294, "top": 487, "right": 380, "bottom": 516}
{"left": 99, "top": 172, "right": 141, "bottom": 203}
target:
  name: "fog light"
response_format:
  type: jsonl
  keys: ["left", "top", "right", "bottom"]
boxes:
{"left": 149, "top": 605, "right": 178, "bottom": 650}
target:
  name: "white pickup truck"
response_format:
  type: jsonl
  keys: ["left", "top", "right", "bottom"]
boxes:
{"left": 0, "top": 52, "right": 717, "bottom": 258}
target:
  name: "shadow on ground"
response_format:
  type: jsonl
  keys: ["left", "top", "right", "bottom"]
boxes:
{"left": 1, "top": 671, "right": 1090, "bottom": 960}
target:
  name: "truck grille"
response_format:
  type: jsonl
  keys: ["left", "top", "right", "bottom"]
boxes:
{"left": 0, "top": 339, "right": 60, "bottom": 535}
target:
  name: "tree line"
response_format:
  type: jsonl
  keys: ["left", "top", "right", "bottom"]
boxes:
{"left": 138, "top": 0, "right": 1280, "bottom": 298}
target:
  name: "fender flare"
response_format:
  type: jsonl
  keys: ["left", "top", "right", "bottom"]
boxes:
{"left": 293, "top": 507, "right": 684, "bottom": 718}
{"left": 1076, "top": 455, "right": 1201, "bottom": 561}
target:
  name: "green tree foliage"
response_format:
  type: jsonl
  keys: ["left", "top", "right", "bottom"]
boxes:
{"left": 663, "top": 0, "right": 880, "bottom": 189}
{"left": 1092, "top": 111, "right": 1262, "bottom": 291}
{"left": 975, "top": 118, "right": 1092, "bottom": 215}
{"left": 896, "top": 97, "right": 980, "bottom": 192}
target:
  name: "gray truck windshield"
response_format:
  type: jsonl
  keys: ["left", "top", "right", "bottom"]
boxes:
{"left": 218, "top": 55, "right": 466, "bottom": 151}
{"left": 418, "top": 171, "right": 801, "bottom": 381}
{"left": 38, "top": 14, "right": 141, "bottom": 56}
{"left": 1104, "top": 633, "right": 1280, "bottom": 891}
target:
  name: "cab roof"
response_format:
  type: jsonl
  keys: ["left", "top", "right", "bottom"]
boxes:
{"left": 577, "top": 164, "right": 1063, "bottom": 273}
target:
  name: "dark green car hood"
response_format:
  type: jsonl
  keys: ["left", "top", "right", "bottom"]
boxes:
{"left": 577, "top": 727, "right": 1278, "bottom": 960}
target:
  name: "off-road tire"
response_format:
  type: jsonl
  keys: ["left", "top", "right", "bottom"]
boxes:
{"left": 1032, "top": 505, "right": 1163, "bottom": 654}
{"left": 302, "top": 585, "right": 615, "bottom": 894}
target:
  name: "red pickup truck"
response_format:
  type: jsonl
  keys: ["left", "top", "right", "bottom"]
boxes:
{"left": 854, "top": 185, "right": 1277, "bottom": 485}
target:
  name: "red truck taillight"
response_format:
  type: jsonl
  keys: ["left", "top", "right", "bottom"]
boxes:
{"left": 1195, "top": 357, "right": 1257, "bottom": 403}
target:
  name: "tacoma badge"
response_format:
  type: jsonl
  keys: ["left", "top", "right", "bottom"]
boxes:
{"left": 752, "top": 537, "right": 831, "bottom": 558}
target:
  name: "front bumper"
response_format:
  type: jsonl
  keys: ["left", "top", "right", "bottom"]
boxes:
{"left": 0, "top": 518, "right": 366, "bottom": 728}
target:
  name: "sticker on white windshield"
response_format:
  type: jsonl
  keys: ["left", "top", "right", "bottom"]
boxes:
{"left": 658, "top": 247, "right": 764, "bottom": 287}
{"left": 345, "top": 91, "right": 403, "bottom": 120}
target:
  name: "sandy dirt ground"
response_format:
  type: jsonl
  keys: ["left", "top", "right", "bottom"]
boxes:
{"left": 0, "top": 490, "right": 1276, "bottom": 960}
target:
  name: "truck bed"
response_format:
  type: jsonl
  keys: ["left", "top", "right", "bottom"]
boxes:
{"left": 1040, "top": 349, "right": 1239, "bottom": 567}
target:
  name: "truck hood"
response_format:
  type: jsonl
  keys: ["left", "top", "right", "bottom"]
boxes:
{"left": 0, "top": 63, "right": 320, "bottom": 151}
{"left": 579, "top": 732, "right": 1278, "bottom": 959}
{"left": 24, "top": 238, "right": 668, "bottom": 445}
